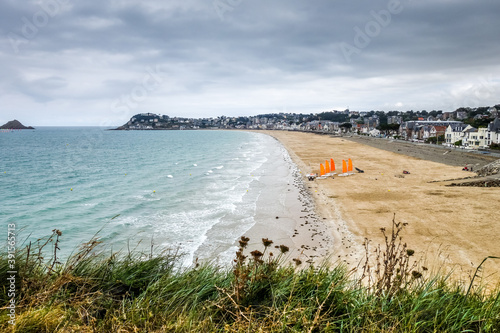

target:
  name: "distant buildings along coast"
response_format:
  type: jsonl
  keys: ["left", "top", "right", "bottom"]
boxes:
{"left": 116, "top": 105, "right": 500, "bottom": 150}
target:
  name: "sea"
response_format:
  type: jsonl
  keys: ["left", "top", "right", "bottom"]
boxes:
{"left": 0, "top": 128, "right": 300, "bottom": 266}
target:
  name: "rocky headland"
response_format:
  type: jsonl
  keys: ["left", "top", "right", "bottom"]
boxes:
{"left": 0, "top": 119, "right": 34, "bottom": 130}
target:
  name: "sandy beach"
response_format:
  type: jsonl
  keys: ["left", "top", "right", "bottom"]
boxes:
{"left": 259, "top": 131, "right": 500, "bottom": 284}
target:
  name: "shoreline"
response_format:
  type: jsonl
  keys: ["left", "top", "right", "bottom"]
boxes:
{"left": 258, "top": 132, "right": 363, "bottom": 269}
{"left": 262, "top": 130, "right": 500, "bottom": 283}
{"left": 238, "top": 136, "right": 333, "bottom": 266}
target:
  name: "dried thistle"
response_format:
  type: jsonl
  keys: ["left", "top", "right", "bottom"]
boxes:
{"left": 250, "top": 250, "right": 263, "bottom": 259}
{"left": 411, "top": 271, "right": 423, "bottom": 279}
{"left": 262, "top": 238, "right": 273, "bottom": 248}
{"left": 361, "top": 214, "right": 423, "bottom": 296}
{"left": 279, "top": 245, "right": 289, "bottom": 254}
{"left": 235, "top": 250, "right": 247, "bottom": 262}
{"left": 239, "top": 236, "right": 250, "bottom": 248}
{"left": 49, "top": 229, "right": 62, "bottom": 274}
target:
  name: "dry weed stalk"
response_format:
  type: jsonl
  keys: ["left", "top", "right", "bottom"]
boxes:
{"left": 362, "top": 214, "right": 423, "bottom": 296}
{"left": 48, "top": 229, "right": 62, "bottom": 274}
{"left": 216, "top": 236, "right": 293, "bottom": 324}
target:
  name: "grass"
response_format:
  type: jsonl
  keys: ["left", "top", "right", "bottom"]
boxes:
{"left": 1, "top": 219, "right": 500, "bottom": 332}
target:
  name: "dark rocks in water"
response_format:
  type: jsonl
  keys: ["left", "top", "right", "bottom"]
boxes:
{"left": 0, "top": 120, "right": 34, "bottom": 130}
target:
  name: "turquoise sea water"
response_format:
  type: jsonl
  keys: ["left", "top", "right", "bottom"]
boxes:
{"left": 1, "top": 128, "right": 294, "bottom": 265}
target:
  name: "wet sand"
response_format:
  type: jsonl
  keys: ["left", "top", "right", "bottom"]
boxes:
{"left": 263, "top": 131, "right": 500, "bottom": 283}
{"left": 240, "top": 139, "right": 332, "bottom": 266}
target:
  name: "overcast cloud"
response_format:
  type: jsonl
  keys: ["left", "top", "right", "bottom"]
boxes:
{"left": 1, "top": 0, "right": 499, "bottom": 126}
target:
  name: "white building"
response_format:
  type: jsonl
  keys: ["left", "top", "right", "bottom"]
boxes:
{"left": 445, "top": 123, "right": 470, "bottom": 145}
{"left": 446, "top": 118, "right": 500, "bottom": 149}
{"left": 487, "top": 118, "right": 500, "bottom": 145}
{"left": 488, "top": 107, "right": 498, "bottom": 118}
{"left": 462, "top": 127, "right": 488, "bottom": 149}
{"left": 322, "top": 121, "right": 340, "bottom": 132}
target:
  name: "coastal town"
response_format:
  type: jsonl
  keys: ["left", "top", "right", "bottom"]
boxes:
{"left": 117, "top": 105, "right": 500, "bottom": 150}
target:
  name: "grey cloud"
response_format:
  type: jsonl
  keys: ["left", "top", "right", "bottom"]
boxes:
{"left": 1, "top": 0, "right": 499, "bottom": 125}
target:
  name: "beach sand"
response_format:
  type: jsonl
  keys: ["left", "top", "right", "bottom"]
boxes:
{"left": 260, "top": 131, "right": 500, "bottom": 284}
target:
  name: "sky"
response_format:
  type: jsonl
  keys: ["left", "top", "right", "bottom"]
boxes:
{"left": 1, "top": 0, "right": 499, "bottom": 126}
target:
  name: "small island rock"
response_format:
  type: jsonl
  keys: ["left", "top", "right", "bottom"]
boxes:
{"left": 0, "top": 120, "right": 35, "bottom": 130}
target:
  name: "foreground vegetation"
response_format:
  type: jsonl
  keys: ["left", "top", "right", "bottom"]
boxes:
{"left": 1, "top": 219, "right": 500, "bottom": 332}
